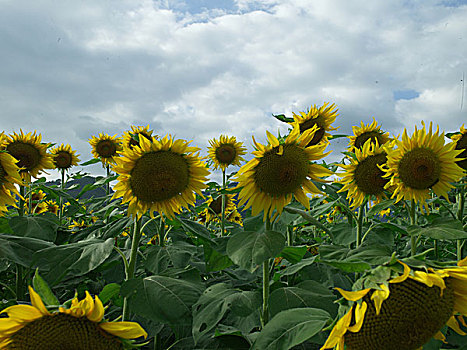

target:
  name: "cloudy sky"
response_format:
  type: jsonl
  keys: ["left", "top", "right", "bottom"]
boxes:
{"left": 0, "top": 0, "right": 466, "bottom": 180}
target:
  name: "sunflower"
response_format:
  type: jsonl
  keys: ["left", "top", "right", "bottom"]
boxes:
{"left": 0, "top": 150, "right": 23, "bottom": 214}
{"left": 235, "top": 125, "right": 333, "bottom": 220}
{"left": 338, "top": 139, "right": 390, "bottom": 208}
{"left": 89, "top": 133, "right": 123, "bottom": 166}
{"left": 44, "top": 200, "right": 59, "bottom": 215}
{"left": 347, "top": 118, "right": 391, "bottom": 151}
{"left": 199, "top": 194, "right": 242, "bottom": 225}
{"left": 451, "top": 124, "right": 467, "bottom": 171}
{"left": 382, "top": 122, "right": 464, "bottom": 212}
{"left": 0, "top": 286, "right": 147, "bottom": 349}
{"left": 50, "top": 143, "right": 80, "bottom": 171}
{"left": 2, "top": 130, "right": 54, "bottom": 182}
{"left": 290, "top": 102, "right": 339, "bottom": 146}
{"left": 122, "top": 125, "right": 155, "bottom": 150}
{"left": 112, "top": 134, "right": 210, "bottom": 219}
{"left": 207, "top": 135, "right": 247, "bottom": 171}
{"left": 321, "top": 259, "right": 467, "bottom": 350}
{"left": 68, "top": 219, "right": 88, "bottom": 231}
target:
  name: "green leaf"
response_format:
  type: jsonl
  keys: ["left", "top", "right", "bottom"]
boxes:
{"left": 32, "top": 238, "right": 115, "bottom": 285}
{"left": 226, "top": 230, "right": 285, "bottom": 272}
{"left": 272, "top": 114, "right": 294, "bottom": 123}
{"left": 9, "top": 214, "right": 59, "bottom": 241}
{"left": 98, "top": 283, "right": 121, "bottom": 304}
{"left": 251, "top": 308, "right": 331, "bottom": 350}
{"left": 0, "top": 235, "right": 54, "bottom": 266}
{"left": 32, "top": 269, "right": 59, "bottom": 306}
{"left": 121, "top": 276, "right": 203, "bottom": 325}
{"left": 204, "top": 243, "right": 233, "bottom": 272}
{"left": 280, "top": 256, "right": 317, "bottom": 276}
{"left": 408, "top": 217, "right": 467, "bottom": 240}
{"left": 279, "top": 246, "right": 307, "bottom": 264}
{"left": 80, "top": 158, "right": 102, "bottom": 166}
{"left": 177, "top": 217, "right": 217, "bottom": 244}
{"left": 366, "top": 198, "right": 395, "bottom": 217}
{"left": 330, "top": 223, "right": 355, "bottom": 246}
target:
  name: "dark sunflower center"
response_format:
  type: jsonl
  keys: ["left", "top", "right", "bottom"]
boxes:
{"left": 455, "top": 133, "right": 467, "bottom": 171}
{"left": 345, "top": 278, "right": 454, "bottom": 350}
{"left": 6, "top": 142, "right": 41, "bottom": 172}
{"left": 354, "top": 153, "right": 388, "bottom": 196}
{"left": 96, "top": 140, "right": 117, "bottom": 158}
{"left": 398, "top": 147, "right": 441, "bottom": 189}
{"left": 54, "top": 151, "right": 72, "bottom": 169}
{"left": 129, "top": 151, "right": 189, "bottom": 203}
{"left": 254, "top": 144, "right": 309, "bottom": 196}
{"left": 299, "top": 118, "right": 326, "bottom": 146}
{"left": 8, "top": 313, "right": 122, "bottom": 350}
{"left": 215, "top": 144, "right": 237, "bottom": 164}
{"left": 354, "top": 131, "right": 384, "bottom": 149}
{"left": 209, "top": 197, "right": 223, "bottom": 214}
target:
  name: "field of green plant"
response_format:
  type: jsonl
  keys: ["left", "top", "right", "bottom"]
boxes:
{"left": 0, "top": 105, "right": 466, "bottom": 350}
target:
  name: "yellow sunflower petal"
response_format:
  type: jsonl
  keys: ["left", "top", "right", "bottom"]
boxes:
{"left": 99, "top": 321, "right": 148, "bottom": 339}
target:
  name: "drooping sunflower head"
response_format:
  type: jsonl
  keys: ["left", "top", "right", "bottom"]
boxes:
{"left": 89, "top": 133, "right": 123, "bottom": 166}
{"left": 321, "top": 259, "right": 467, "bottom": 350}
{"left": 291, "top": 102, "right": 339, "bottom": 146}
{"left": 122, "top": 125, "right": 155, "bottom": 150}
{"left": 382, "top": 122, "right": 464, "bottom": 212}
{"left": 207, "top": 135, "right": 247, "bottom": 171}
{"left": 451, "top": 124, "right": 467, "bottom": 172}
{"left": 338, "top": 139, "right": 390, "bottom": 208}
{"left": 112, "top": 135, "right": 210, "bottom": 219}
{"left": 2, "top": 130, "right": 54, "bottom": 182}
{"left": 0, "top": 150, "right": 23, "bottom": 214}
{"left": 0, "top": 286, "right": 147, "bottom": 349}
{"left": 50, "top": 143, "right": 80, "bottom": 171}
{"left": 235, "top": 124, "right": 333, "bottom": 220}
{"left": 347, "top": 118, "right": 391, "bottom": 151}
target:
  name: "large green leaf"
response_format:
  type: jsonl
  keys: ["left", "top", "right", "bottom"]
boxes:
{"left": 9, "top": 214, "right": 59, "bottom": 241}
{"left": 32, "top": 269, "right": 59, "bottom": 306}
{"left": 32, "top": 238, "right": 115, "bottom": 284}
{"left": 251, "top": 308, "right": 330, "bottom": 350}
{"left": 121, "top": 276, "right": 203, "bottom": 325}
{"left": 278, "top": 246, "right": 307, "bottom": 264}
{"left": 226, "top": 230, "right": 285, "bottom": 272}
{"left": 0, "top": 235, "right": 53, "bottom": 266}
{"left": 408, "top": 217, "right": 467, "bottom": 240}
{"left": 178, "top": 217, "right": 216, "bottom": 244}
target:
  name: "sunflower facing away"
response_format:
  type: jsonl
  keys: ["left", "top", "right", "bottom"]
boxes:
{"left": 207, "top": 135, "right": 247, "bottom": 171}
{"left": 321, "top": 259, "right": 467, "bottom": 350}
{"left": 122, "top": 125, "right": 155, "bottom": 150}
{"left": 0, "top": 150, "right": 23, "bottom": 214}
{"left": 291, "top": 102, "right": 339, "bottom": 146}
{"left": 2, "top": 130, "right": 54, "bottom": 182}
{"left": 89, "top": 133, "right": 123, "bottom": 166}
{"left": 382, "top": 122, "right": 464, "bottom": 211}
{"left": 339, "top": 139, "right": 390, "bottom": 208}
{"left": 50, "top": 143, "right": 80, "bottom": 171}
{"left": 451, "top": 124, "right": 467, "bottom": 172}
{"left": 112, "top": 135, "right": 210, "bottom": 219}
{"left": 0, "top": 286, "right": 147, "bottom": 349}
{"left": 235, "top": 125, "right": 333, "bottom": 220}
{"left": 347, "top": 118, "right": 391, "bottom": 151}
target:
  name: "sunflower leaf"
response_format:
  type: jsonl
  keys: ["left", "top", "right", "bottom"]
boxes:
{"left": 32, "top": 269, "right": 59, "bottom": 306}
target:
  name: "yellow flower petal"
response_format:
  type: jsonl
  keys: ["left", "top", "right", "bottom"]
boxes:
{"left": 335, "top": 287, "right": 371, "bottom": 301}
{"left": 371, "top": 284, "right": 390, "bottom": 315}
{"left": 28, "top": 286, "right": 50, "bottom": 316}
{"left": 99, "top": 321, "right": 148, "bottom": 339}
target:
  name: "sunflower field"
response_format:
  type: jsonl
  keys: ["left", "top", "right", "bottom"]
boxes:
{"left": 0, "top": 106, "right": 467, "bottom": 350}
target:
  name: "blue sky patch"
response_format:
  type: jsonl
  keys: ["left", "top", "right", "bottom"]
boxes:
{"left": 393, "top": 89, "right": 420, "bottom": 101}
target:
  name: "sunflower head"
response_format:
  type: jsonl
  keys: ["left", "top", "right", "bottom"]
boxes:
{"left": 321, "top": 259, "right": 467, "bottom": 350}
{"left": 382, "top": 122, "right": 464, "bottom": 212}
{"left": 291, "top": 102, "right": 339, "bottom": 146}
{"left": 0, "top": 149, "right": 23, "bottom": 214}
{"left": 207, "top": 135, "right": 247, "bottom": 171}
{"left": 44, "top": 200, "right": 59, "bottom": 215}
{"left": 199, "top": 194, "right": 241, "bottom": 224}
{"left": 112, "top": 135, "right": 210, "bottom": 219}
{"left": 2, "top": 130, "right": 54, "bottom": 182}
{"left": 122, "top": 125, "right": 155, "bottom": 150}
{"left": 451, "top": 124, "right": 467, "bottom": 171}
{"left": 50, "top": 143, "right": 80, "bottom": 171}
{"left": 0, "top": 286, "right": 147, "bottom": 349}
{"left": 89, "top": 133, "right": 123, "bottom": 166}
{"left": 348, "top": 118, "right": 391, "bottom": 151}
{"left": 339, "top": 139, "right": 389, "bottom": 208}
{"left": 235, "top": 125, "right": 333, "bottom": 220}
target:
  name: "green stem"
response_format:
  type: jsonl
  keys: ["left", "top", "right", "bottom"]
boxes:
{"left": 261, "top": 216, "right": 272, "bottom": 328}
{"left": 410, "top": 199, "right": 417, "bottom": 256}
{"left": 106, "top": 165, "right": 111, "bottom": 196}
{"left": 287, "top": 227, "right": 293, "bottom": 247}
{"left": 59, "top": 169, "right": 65, "bottom": 223}
{"left": 122, "top": 217, "right": 142, "bottom": 321}
{"left": 457, "top": 180, "right": 466, "bottom": 260}
{"left": 356, "top": 205, "right": 364, "bottom": 248}
{"left": 159, "top": 216, "right": 166, "bottom": 247}
{"left": 221, "top": 169, "right": 226, "bottom": 236}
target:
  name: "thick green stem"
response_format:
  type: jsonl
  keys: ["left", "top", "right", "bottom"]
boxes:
{"left": 122, "top": 217, "right": 142, "bottom": 321}
{"left": 106, "top": 165, "right": 111, "bottom": 196}
{"left": 410, "top": 199, "right": 417, "bottom": 256}
{"left": 261, "top": 216, "right": 272, "bottom": 328}
{"left": 287, "top": 227, "right": 293, "bottom": 246}
{"left": 457, "top": 180, "right": 466, "bottom": 260}
{"left": 59, "top": 169, "right": 65, "bottom": 223}
{"left": 356, "top": 205, "right": 364, "bottom": 248}
{"left": 221, "top": 169, "right": 226, "bottom": 236}
{"left": 159, "top": 216, "right": 166, "bottom": 247}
